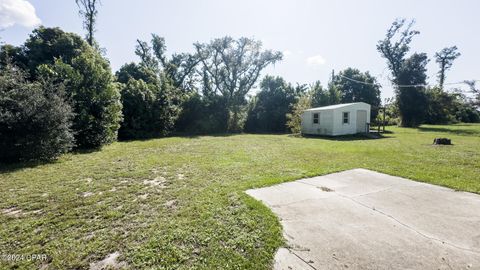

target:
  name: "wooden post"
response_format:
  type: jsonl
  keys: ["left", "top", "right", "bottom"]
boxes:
{"left": 382, "top": 107, "right": 386, "bottom": 133}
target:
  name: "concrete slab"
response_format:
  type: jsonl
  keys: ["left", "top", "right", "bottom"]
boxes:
{"left": 246, "top": 169, "right": 480, "bottom": 270}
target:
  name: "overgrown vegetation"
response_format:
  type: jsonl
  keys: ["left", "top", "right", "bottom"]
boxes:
{"left": 1, "top": 27, "right": 122, "bottom": 151}
{"left": 245, "top": 76, "right": 306, "bottom": 133}
{"left": 0, "top": 124, "right": 479, "bottom": 269}
{"left": 0, "top": 63, "right": 74, "bottom": 162}
{"left": 377, "top": 19, "right": 478, "bottom": 127}
{"left": 1, "top": 16, "right": 478, "bottom": 161}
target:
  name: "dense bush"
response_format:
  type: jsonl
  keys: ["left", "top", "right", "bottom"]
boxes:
{"left": 47, "top": 51, "right": 122, "bottom": 148}
{"left": 10, "top": 27, "right": 123, "bottom": 149}
{"left": 286, "top": 94, "right": 312, "bottom": 134}
{"left": 245, "top": 76, "right": 305, "bottom": 133}
{"left": 454, "top": 103, "right": 480, "bottom": 123}
{"left": 424, "top": 87, "right": 458, "bottom": 124}
{"left": 118, "top": 79, "right": 157, "bottom": 139}
{"left": 175, "top": 93, "right": 229, "bottom": 134}
{"left": 0, "top": 65, "right": 74, "bottom": 162}
{"left": 117, "top": 64, "right": 183, "bottom": 139}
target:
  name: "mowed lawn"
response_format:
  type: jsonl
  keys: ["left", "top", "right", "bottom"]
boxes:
{"left": 1, "top": 124, "right": 479, "bottom": 269}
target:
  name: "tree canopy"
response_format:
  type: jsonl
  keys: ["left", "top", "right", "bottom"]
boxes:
{"left": 245, "top": 76, "right": 306, "bottom": 133}
{"left": 435, "top": 46, "right": 461, "bottom": 89}
{"left": 333, "top": 68, "right": 382, "bottom": 119}
{"left": 195, "top": 37, "right": 282, "bottom": 132}
{"left": 2, "top": 27, "right": 122, "bottom": 148}
{"left": 377, "top": 19, "right": 429, "bottom": 127}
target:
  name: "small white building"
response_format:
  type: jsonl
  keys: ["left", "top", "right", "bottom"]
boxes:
{"left": 301, "top": 102, "right": 371, "bottom": 136}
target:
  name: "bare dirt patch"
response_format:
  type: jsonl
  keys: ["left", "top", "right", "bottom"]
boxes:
{"left": 82, "top": 192, "right": 94, "bottom": 197}
{"left": 89, "top": 252, "right": 127, "bottom": 270}
{"left": 164, "top": 200, "right": 178, "bottom": 209}
{"left": 1, "top": 207, "right": 23, "bottom": 217}
{"left": 143, "top": 176, "right": 167, "bottom": 188}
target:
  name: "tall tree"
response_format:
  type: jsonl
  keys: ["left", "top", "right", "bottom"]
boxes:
{"left": 134, "top": 34, "right": 200, "bottom": 90}
{"left": 396, "top": 53, "right": 429, "bottom": 126}
{"left": 377, "top": 19, "right": 428, "bottom": 127}
{"left": 116, "top": 35, "right": 198, "bottom": 139}
{"left": 245, "top": 76, "right": 306, "bottom": 133}
{"left": 14, "top": 27, "right": 122, "bottom": 148}
{"left": 334, "top": 68, "right": 381, "bottom": 119}
{"left": 377, "top": 19, "right": 419, "bottom": 80}
{"left": 464, "top": 80, "right": 480, "bottom": 106}
{"left": 195, "top": 37, "right": 282, "bottom": 132}
{"left": 310, "top": 81, "right": 340, "bottom": 107}
{"left": 435, "top": 46, "right": 461, "bottom": 89}
{"left": 75, "top": 0, "right": 100, "bottom": 46}
{"left": 2, "top": 27, "right": 87, "bottom": 78}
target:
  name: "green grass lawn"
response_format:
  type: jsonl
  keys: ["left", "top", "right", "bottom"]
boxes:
{"left": 1, "top": 124, "right": 479, "bottom": 269}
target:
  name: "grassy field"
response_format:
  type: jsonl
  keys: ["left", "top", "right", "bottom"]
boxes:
{"left": 1, "top": 124, "right": 479, "bottom": 269}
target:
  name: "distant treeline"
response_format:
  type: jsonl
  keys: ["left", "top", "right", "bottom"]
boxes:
{"left": 1, "top": 19, "right": 479, "bottom": 162}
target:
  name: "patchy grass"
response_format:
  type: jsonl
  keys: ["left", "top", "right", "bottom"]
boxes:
{"left": 0, "top": 124, "right": 479, "bottom": 269}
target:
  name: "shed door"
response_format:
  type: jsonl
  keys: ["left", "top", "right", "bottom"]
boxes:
{"left": 356, "top": 110, "right": 367, "bottom": 133}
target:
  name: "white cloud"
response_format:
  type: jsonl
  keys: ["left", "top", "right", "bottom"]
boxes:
{"left": 0, "top": 0, "right": 41, "bottom": 29}
{"left": 306, "top": 54, "right": 327, "bottom": 66}
{"left": 283, "top": 50, "right": 293, "bottom": 57}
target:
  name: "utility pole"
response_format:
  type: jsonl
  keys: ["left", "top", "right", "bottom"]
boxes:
{"left": 383, "top": 106, "right": 386, "bottom": 133}
{"left": 382, "top": 98, "right": 390, "bottom": 133}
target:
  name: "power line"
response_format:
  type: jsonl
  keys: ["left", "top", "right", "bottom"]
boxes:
{"left": 338, "top": 74, "right": 480, "bottom": 88}
{"left": 338, "top": 74, "right": 381, "bottom": 87}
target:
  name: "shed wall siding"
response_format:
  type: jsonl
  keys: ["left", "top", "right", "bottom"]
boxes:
{"left": 302, "top": 103, "right": 371, "bottom": 136}
{"left": 301, "top": 111, "right": 334, "bottom": 135}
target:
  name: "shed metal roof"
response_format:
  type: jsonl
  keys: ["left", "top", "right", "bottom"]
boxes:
{"left": 304, "top": 102, "right": 368, "bottom": 112}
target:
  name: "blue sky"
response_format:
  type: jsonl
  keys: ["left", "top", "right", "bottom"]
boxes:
{"left": 2, "top": 0, "right": 479, "bottom": 99}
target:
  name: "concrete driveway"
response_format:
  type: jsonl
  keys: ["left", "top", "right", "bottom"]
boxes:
{"left": 246, "top": 169, "right": 480, "bottom": 270}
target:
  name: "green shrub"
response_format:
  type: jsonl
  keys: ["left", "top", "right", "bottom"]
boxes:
{"left": 3, "top": 27, "right": 122, "bottom": 149}
{"left": 47, "top": 51, "right": 122, "bottom": 148}
{"left": 245, "top": 76, "right": 304, "bottom": 133}
{"left": 175, "top": 93, "right": 229, "bottom": 134}
{"left": 0, "top": 65, "right": 74, "bottom": 162}
{"left": 118, "top": 74, "right": 182, "bottom": 139}
{"left": 67, "top": 52, "right": 122, "bottom": 148}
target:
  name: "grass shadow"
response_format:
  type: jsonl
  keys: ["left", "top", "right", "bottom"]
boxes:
{"left": 301, "top": 132, "right": 392, "bottom": 141}
{"left": 417, "top": 126, "right": 480, "bottom": 136}
{"left": 117, "top": 132, "right": 240, "bottom": 142}
{"left": 173, "top": 133, "right": 239, "bottom": 140}
{"left": 0, "top": 146, "right": 105, "bottom": 174}
{"left": 0, "top": 159, "right": 56, "bottom": 174}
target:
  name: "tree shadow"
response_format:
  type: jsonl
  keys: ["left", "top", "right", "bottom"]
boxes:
{"left": 0, "top": 147, "right": 104, "bottom": 174}
{"left": 117, "top": 132, "right": 240, "bottom": 142}
{"left": 179, "top": 132, "right": 239, "bottom": 138}
{"left": 417, "top": 126, "right": 480, "bottom": 136}
{"left": 0, "top": 159, "right": 55, "bottom": 174}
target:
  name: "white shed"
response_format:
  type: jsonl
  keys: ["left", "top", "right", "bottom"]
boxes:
{"left": 301, "top": 102, "right": 371, "bottom": 136}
